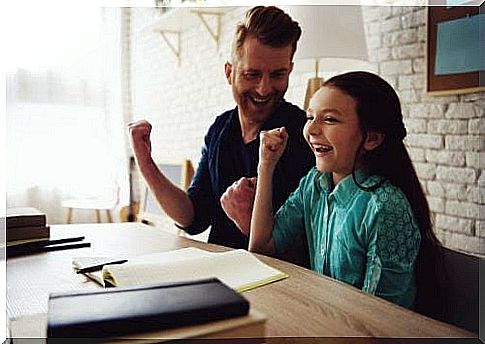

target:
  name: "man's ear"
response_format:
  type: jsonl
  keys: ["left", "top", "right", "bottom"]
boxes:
{"left": 363, "top": 131, "right": 385, "bottom": 151}
{"left": 224, "top": 62, "right": 233, "bottom": 85}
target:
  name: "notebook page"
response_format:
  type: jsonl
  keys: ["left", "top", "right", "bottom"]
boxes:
{"left": 74, "top": 247, "right": 212, "bottom": 287}
{"left": 126, "top": 247, "right": 213, "bottom": 265}
{"left": 103, "top": 249, "right": 288, "bottom": 292}
{"left": 72, "top": 256, "right": 112, "bottom": 286}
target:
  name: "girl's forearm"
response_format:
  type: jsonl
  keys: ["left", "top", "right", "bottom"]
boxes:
{"left": 249, "top": 163, "right": 276, "bottom": 254}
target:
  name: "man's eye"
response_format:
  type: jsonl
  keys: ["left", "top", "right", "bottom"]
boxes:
{"left": 271, "top": 72, "right": 286, "bottom": 79}
{"left": 244, "top": 72, "right": 259, "bottom": 79}
{"left": 323, "top": 117, "right": 338, "bottom": 123}
{"left": 305, "top": 115, "right": 314, "bottom": 121}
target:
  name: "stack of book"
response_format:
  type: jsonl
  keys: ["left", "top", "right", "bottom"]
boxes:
{"left": 6, "top": 207, "right": 50, "bottom": 243}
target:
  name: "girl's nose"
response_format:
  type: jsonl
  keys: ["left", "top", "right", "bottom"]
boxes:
{"left": 306, "top": 119, "right": 320, "bottom": 136}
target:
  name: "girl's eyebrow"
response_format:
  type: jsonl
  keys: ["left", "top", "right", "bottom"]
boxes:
{"left": 310, "top": 108, "right": 343, "bottom": 116}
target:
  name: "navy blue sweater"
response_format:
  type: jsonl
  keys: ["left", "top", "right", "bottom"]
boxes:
{"left": 183, "top": 100, "right": 314, "bottom": 249}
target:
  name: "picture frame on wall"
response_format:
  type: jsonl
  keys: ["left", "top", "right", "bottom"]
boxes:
{"left": 426, "top": 3, "right": 484, "bottom": 95}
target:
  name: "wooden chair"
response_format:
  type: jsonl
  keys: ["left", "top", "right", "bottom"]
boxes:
{"left": 137, "top": 160, "right": 195, "bottom": 235}
{"left": 62, "top": 185, "right": 119, "bottom": 224}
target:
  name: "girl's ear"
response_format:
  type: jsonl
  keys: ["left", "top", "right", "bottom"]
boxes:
{"left": 363, "top": 131, "right": 385, "bottom": 151}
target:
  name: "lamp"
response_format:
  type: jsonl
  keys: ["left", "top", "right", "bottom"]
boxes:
{"left": 284, "top": 6, "right": 371, "bottom": 110}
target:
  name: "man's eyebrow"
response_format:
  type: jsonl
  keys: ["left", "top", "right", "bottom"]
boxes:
{"left": 241, "top": 69, "right": 260, "bottom": 73}
{"left": 271, "top": 68, "right": 289, "bottom": 73}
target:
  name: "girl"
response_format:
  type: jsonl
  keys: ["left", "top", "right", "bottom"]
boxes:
{"left": 248, "top": 71, "right": 442, "bottom": 309}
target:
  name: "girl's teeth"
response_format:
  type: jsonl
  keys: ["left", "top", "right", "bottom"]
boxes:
{"left": 314, "top": 145, "right": 332, "bottom": 153}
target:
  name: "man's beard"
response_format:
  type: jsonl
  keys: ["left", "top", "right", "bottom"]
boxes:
{"left": 238, "top": 91, "right": 283, "bottom": 123}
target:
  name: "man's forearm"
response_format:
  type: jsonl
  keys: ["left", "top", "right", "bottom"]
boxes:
{"left": 139, "top": 158, "right": 195, "bottom": 228}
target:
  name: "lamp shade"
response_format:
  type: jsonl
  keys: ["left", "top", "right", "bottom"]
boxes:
{"left": 283, "top": 5, "right": 372, "bottom": 110}
{"left": 285, "top": 5, "right": 369, "bottom": 62}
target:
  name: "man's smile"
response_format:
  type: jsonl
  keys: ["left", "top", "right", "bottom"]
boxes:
{"left": 248, "top": 94, "right": 272, "bottom": 105}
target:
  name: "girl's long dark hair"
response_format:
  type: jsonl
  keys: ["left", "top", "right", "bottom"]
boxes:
{"left": 324, "top": 71, "right": 445, "bottom": 319}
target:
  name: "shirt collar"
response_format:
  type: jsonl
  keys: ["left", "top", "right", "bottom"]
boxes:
{"left": 314, "top": 169, "right": 381, "bottom": 205}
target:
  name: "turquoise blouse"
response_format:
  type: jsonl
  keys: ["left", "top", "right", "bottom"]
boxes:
{"left": 273, "top": 167, "right": 421, "bottom": 308}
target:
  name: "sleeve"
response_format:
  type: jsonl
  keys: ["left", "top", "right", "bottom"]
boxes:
{"left": 181, "top": 133, "right": 216, "bottom": 235}
{"left": 272, "top": 174, "right": 308, "bottom": 255}
{"left": 362, "top": 188, "right": 421, "bottom": 308}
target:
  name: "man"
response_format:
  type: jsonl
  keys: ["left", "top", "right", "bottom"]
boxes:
{"left": 129, "top": 6, "right": 314, "bottom": 253}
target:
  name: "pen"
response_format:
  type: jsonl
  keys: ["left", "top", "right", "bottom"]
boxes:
{"left": 7, "top": 236, "right": 86, "bottom": 249}
{"left": 76, "top": 259, "right": 129, "bottom": 274}
{"left": 42, "top": 236, "right": 86, "bottom": 246}
{"left": 44, "top": 243, "right": 92, "bottom": 252}
{"left": 7, "top": 242, "right": 91, "bottom": 258}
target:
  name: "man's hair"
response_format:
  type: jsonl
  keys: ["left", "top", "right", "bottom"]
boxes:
{"left": 231, "top": 6, "right": 302, "bottom": 63}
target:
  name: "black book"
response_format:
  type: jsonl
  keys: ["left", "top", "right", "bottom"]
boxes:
{"left": 6, "top": 225, "right": 50, "bottom": 243}
{"left": 6, "top": 207, "right": 47, "bottom": 228}
{"left": 47, "top": 278, "right": 250, "bottom": 339}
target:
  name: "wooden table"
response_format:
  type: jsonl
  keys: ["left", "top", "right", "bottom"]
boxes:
{"left": 6, "top": 223, "right": 477, "bottom": 341}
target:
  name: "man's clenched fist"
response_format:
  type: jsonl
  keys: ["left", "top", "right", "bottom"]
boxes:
{"left": 128, "top": 120, "right": 153, "bottom": 167}
{"left": 220, "top": 177, "right": 257, "bottom": 236}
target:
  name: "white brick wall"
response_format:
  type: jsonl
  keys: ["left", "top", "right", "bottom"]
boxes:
{"left": 363, "top": 6, "right": 484, "bottom": 254}
{"left": 125, "top": 6, "right": 484, "bottom": 254}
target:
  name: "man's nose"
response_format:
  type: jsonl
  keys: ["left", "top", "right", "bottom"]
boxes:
{"left": 255, "top": 75, "right": 271, "bottom": 96}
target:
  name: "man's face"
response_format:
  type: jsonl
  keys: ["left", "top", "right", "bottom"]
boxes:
{"left": 225, "top": 37, "right": 294, "bottom": 125}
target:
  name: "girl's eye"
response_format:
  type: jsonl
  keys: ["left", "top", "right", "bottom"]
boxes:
{"left": 305, "top": 115, "right": 314, "bottom": 121}
{"left": 323, "top": 117, "right": 338, "bottom": 123}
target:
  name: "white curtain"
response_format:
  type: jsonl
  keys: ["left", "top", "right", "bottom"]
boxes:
{"left": 6, "top": 4, "right": 129, "bottom": 224}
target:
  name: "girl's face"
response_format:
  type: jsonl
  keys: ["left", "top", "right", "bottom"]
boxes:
{"left": 304, "top": 86, "right": 363, "bottom": 185}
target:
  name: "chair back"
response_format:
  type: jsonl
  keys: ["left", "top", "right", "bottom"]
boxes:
{"left": 137, "top": 160, "right": 194, "bottom": 227}
{"left": 181, "top": 159, "right": 195, "bottom": 191}
{"left": 416, "top": 246, "right": 481, "bottom": 333}
{"left": 441, "top": 247, "right": 481, "bottom": 333}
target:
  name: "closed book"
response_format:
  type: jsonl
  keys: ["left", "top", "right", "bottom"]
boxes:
{"left": 7, "top": 207, "right": 47, "bottom": 228}
{"left": 10, "top": 310, "right": 266, "bottom": 343}
{"left": 6, "top": 225, "right": 50, "bottom": 242}
{"left": 47, "top": 278, "right": 250, "bottom": 339}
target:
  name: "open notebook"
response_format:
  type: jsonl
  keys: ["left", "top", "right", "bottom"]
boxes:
{"left": 73, "top": 247, "right": 288, "bottom": 293}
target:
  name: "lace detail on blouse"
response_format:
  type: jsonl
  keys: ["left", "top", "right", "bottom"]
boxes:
{"left": 373, "top": 186, "right": 420, "bottom": 265}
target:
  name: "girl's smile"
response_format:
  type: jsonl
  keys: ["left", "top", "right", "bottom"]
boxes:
{"left": 309, "top": 142, "right": 333, "bottom": 156}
